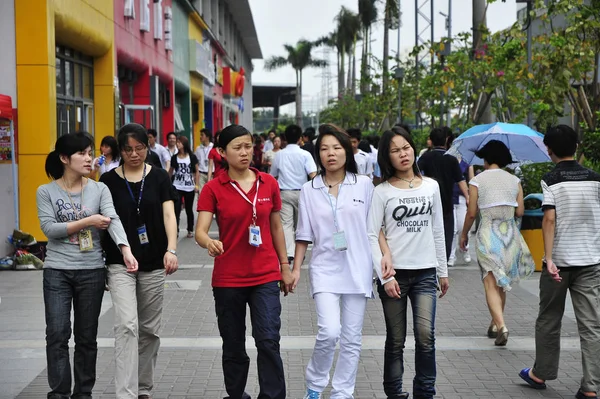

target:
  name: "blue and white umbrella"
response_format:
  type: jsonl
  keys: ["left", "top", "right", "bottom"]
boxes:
{"left": 446, "top": 122, "right": 551, "bottom": 165}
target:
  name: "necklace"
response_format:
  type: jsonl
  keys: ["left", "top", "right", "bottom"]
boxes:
{"left": 396, "top": 175, "right": 416, "bottom": 188}
{"left": 62, "top": 177, "right": 85, "bottom": 220}
{"left": 323, "top": 175, "right": 345, "bottom": 188}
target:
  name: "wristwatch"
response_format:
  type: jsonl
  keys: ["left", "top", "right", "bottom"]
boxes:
{"left": 167, "top": 249, "right": 177, "bottom": 256}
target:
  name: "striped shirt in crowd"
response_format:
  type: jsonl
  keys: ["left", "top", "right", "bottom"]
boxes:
{"left": 541, "top": 160, "right": 600, "bottom": 267}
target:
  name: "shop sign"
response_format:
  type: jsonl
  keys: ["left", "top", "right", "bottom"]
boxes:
{"left": 193, "top": 41, "right": 215, "bottom": 86}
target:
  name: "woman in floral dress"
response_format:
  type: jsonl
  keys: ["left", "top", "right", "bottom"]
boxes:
{"left": 460, "top": 140, "right": 534, "bottom": 346}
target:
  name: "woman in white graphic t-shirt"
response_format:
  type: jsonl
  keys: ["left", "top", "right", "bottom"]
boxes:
{"left": 169, "top": 136, "right": 199, "bottom": 238}
{"left": 367, "top": 127, "right": 449, "bottom": 399}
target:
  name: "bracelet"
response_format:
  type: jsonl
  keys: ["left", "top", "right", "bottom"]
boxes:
{"left": 280, "top": 262, "right": 289, "bottom": 265}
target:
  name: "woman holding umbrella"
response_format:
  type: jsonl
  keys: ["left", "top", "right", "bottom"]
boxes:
{"left": 459, "top": 140, "right": 534, "bottom": 346}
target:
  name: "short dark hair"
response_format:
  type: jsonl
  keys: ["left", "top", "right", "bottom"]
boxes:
{"left": 368, "top": 134, "right": 380, "bottom": 149}
{"left": 268, "top": 129, "right": 277, "bottom": 135}
{"left": 316, "top": 124, "right": 357, "bottom": 175}
{"left": 147, "top": 129, "right": 158, "bottom": 138}
{"left": 475, "top": 140, "right": 514, "bottom": 168}
{"left": 358, "top": 139, "right": 371, "bottom": 153}
{"left": 544, "top": 124, "right": 578, "bottom": 158}
{"left": 201, "top": 128, "right": 213, "bottom": 142}
{"left": 378, "top": 127, "right": 421, "bottom": 181}
{"left": 117, "top": 123, "right": 149, "bottom": 152}
{"left": 218, "top": 124, "right": 252, "bottom": 150}
{"left": 284, "top": 124, "right": 302, "bottom": 144}
{"left": 347, "top": 128, "right": 362, "bottom": 141}
{"left": 429, "top": 127, "right": 447, "bottom": 147}
{"left": 45, "top": 131, "right": 94, "bottom": 179}
{"left": 303, "top": 127, "right": 316, "bottom": 141}
{"left": 166, "top": 132, "right": 177, "bottom": 140}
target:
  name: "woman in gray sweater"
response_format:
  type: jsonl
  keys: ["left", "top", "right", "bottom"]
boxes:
{"left": 36, "top": 131, "right": 137, "bottom": 399}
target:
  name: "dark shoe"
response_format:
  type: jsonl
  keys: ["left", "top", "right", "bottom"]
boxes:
{"left": 487, "top": 323, "right": 498, "bottom": 338}
{"left": 495, "top": 326, "right": 509, "bottom": 346}
{"left": 138, "top": 395, "right": 151, "bottom": 399}
{"left": 576, "top": 389, "right": 598, "bottom": 399}
{"left": 388, "top": 393, "right": 409, "bottom": 399}
{"left": 519, "top": 368, "right": 547, "bottom": 390}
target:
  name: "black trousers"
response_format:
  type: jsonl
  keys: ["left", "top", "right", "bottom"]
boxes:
{"left": 443, "top": 211, "right": 454, "bottom": 261}
{"left": 175, "top": 189, "right": 195, "bottom": 233}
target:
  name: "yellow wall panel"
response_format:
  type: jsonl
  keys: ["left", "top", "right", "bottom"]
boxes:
{"left": 15, "top": 0, "right": 55, "bottom": 66}
{"left": 19, "top": 155, "right": 52, "bottom": 240}
{"left": 16, "top": 65, "right": 57, "bottom": 155}
{"left": 54, "top": 0, "right": 112, "bottom": 57}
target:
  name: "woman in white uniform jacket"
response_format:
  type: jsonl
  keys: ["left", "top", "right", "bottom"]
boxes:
{"left": 291, "top": 124, "right": 374, "bottom": 399}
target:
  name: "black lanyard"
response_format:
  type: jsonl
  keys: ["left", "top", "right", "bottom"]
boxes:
{"left": 123, "top": 164, "right": 147, "bottom": 216}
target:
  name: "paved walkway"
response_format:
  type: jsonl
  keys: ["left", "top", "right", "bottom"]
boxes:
{"left": 0, "top": 222, "right": 585, "bottom": 399}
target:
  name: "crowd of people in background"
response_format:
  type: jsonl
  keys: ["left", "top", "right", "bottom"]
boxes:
{"left": 36, "top": 122, "right": 600, "bottom": 399}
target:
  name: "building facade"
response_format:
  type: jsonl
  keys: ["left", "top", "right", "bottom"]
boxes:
{"left": 0, "top": 0, "right": 261, "bottom": 247}
{"left": 115, "top": 0, "right": 175, "bottom": 144}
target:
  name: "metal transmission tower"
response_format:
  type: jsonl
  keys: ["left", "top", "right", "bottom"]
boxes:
{"left": 316, "top": 47, "right": 334, "bottom": 111}
{"left": 414, "top": 0, "right": 435, "bottom": 128}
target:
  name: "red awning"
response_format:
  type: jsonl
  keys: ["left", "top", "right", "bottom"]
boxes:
{"left": 0, "top": 95, "right": 13, "bottom": 120}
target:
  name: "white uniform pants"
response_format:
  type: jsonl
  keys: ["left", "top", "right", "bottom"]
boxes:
{"left": 306, "top": 293, "right": 367, "bottom": 398}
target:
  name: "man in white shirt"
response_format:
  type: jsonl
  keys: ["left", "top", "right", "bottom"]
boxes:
{"left": 270, "top": 124, "right": 318, "bottom": 263}
{"left": 263, "top": 129, "right": 276, "bottom": 153}
{"left": 166, "top": 132, "right": 178, "bottom": 157}
{"left": 194, "top": 129, "right": 214, "bottom": 191}
{"left": 348, "top": 128, "right": 373, "bottom": 178}
{"left": 147, "top": 129, "right": 171, "bottom": 170}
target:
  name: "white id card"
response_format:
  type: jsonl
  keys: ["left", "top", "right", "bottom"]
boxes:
{"left": 137, "top": 224, "right": 150, "bottom": 245}
{"left": 249, "top": 225, "right": 262, "bottom": 247}
{"left": 333, "top": 231, "right": 348, "bottom": 251}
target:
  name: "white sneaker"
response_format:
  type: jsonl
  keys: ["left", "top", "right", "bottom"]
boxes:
{"left": 447, "top": 257, "right": 455, "bottom": 267}
{"left": 464, "top": 252, "right": 472, "bottom": 263}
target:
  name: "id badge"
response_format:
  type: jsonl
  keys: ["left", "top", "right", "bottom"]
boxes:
{"left": 333, "top": 231, "right": 348, "bottom": 251}
{"left": 78, "top": 230, "right": 93, "bottom": 251}
{"left": 249, "top": 225, "right": 262, "bottom": 247}
{"left": 137, "top": 224, "right": 150, "bottom": 245}
{"left": 204, "top": 159, "right": 208, "bottom": 167}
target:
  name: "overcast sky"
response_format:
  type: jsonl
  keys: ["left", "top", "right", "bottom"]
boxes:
{"left": 247, "top": 0, "right": 522, "bottom": 114}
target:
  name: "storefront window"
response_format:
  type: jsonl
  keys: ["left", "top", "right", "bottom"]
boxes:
{"left": 56, "top": 46, "right": 94, "bottom": 137}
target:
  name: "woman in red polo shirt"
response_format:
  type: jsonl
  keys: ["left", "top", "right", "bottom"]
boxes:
{"left": 195, "top": 124, "right": 294, "bottom": 399}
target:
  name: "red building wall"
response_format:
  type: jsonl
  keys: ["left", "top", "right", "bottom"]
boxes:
{"left": 114, "top": 0, "right": 174, "bottom": 142}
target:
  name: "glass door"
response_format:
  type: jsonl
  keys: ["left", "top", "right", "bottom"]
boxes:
{"left": 123, "top": 105, "right": 155, "bottom": 130}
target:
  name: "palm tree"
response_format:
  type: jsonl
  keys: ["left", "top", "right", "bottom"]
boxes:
{"left": 359, "top": 0, "right": 378, "bottom": 94}
{"left": 265, "top": 40, "right": 327, "bottom": 127}
{"left": 334, "top": 7, "right": 361, "bottom": 97}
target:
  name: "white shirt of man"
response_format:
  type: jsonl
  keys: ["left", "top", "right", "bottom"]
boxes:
{"left": 354, "top": 149, "right": 374, "bottom": 178}
{"left": 270, "top": 144, "right": 317, "bottom": 190}
{"left": 195, "top": 142, "right": 214, "bottom": 173}
{"left": 150, "top": 142, "right": 171, "bottom": 169}
{"left": 263, "top": 139, "right": 274, "bottom": 153}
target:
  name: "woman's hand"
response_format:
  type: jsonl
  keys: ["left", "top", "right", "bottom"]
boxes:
{"left": 381, "top": 252, "right": 395, "bottom": 279}
{"left": 207, "top": 239, "right": 224, "bottom": 257}
{"left": 87, "top": 215, "right": 111, "bottom": 230}
{"left": 459, "top": 233, "right": 469, "bottom": 251}
{"left": 280, "top": 268, "right": 294, "bottom": 296}
{"left": 384, "top": 279, "right": 401, "bottom": 299}
{"left": 121, "top": 246, "right": 138, "bottom": 273}
{"left": 438, "top": 277, "right": 450, "bottom": 298}
{"left": 164, "top": 252, "right": 178, "bottom": 275}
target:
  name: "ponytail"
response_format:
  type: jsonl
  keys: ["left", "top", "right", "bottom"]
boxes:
{"left": 45, "top": 150, "right": 64, "bottom": 180}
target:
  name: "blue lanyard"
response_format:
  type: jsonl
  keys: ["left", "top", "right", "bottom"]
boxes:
{"left": 321, "top": 178, "right": 343, "bottom": 232}
{"left": 122, "top": 163, "right": 147, "bottom": 216}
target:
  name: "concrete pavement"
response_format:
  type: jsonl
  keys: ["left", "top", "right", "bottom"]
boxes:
{"left": 0, "top": 221, "right": 587, "bottom": 399}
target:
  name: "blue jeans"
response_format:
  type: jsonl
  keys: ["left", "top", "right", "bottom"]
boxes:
{"left": 378, "top": 268, "right": 437, "bottom": 399}
{"left": 43, "top": 268, "right": 106, "bottom": 399}
{"left": 213, "top": 281, "right": 286, "bottom": 399}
